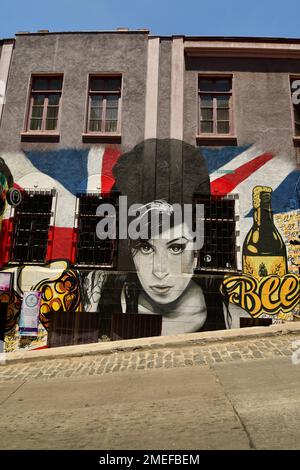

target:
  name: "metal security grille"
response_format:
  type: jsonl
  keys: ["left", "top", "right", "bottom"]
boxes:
{"left": 47, "top": 311, "right": 162, "bottom": 347}
{"left": 75, "top": 193, "right": 118, "bottom": 267}
{"left": 240, "top": 318, "right": 272, "bottom": 328}
{"left": 110, "top": 313, "right": 162, "bottom": 341}
{"left": 11, "top": 192, "right": 53, "bottom": 263}
{"left": 0, "top": 302, "right": 7, "bottom": 342}
{"left": 47, "top": 312, "right": 100, "bottom": 347}
{"left": 194, "top": 194, "right": 237, "bottom": 272}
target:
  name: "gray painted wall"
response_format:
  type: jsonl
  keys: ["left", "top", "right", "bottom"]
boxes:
{"left": 0, "top": 32, "right": 148, "bottom": 152}
{"left": 2, "top": 34, "right": 300, "bottom": 165}
{"left": 184, "top": 56, "right": 300, "bottom": 163}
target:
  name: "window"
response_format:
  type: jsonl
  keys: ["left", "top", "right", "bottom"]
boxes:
{"left": 198, "top": 77, "right": 233, "bottom": 135}
{"left": 86, "top": 76, "right": 121, "bottom": 134}
{"left": 194, "top": 194, "right": 237, "bottom": 271}
{"left": 26, "top": 76, "right": 63, "bottom": 132}
{"left": 11, "top": 192, "right": 53, "bottom": 263}
{"left": 75, "top": 193, "right": 118, "bottom": 267}
{"left": 291, "top": 78, "right": 300, "bottom": 137}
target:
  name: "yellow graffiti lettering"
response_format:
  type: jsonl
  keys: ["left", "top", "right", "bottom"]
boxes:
{"left": 279, "top": 275, "right": 299, "bottom": 308}
{"left": 260, "top": 277, "right": 281, "bottom": 312}
{"left": 221, "top": 273, "right": 300, "bottom": 317}
{"left": 240, "top": 278, "right": 261, "bottom": 316}
{"left": 221, "top": 275, "right": 261, "bottom": 316}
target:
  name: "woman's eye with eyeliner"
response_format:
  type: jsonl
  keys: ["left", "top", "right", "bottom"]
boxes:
{"left": 169, "top": 243, "right": 186, "bottom": 254}
{"left": 140, "top": 243, "right": 154, "bottom": 254}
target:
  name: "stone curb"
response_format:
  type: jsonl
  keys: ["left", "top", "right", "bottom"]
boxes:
{"left": 4, "top": 322, "right": 300, "bottom": 365}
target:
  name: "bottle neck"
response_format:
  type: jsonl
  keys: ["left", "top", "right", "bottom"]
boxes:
{"left": 253, "top": 195, "right": 273, "bottom": 227}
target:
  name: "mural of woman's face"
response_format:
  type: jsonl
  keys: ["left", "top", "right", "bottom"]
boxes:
{"left": 132, "top": 221, "right": 197, "bottom": 305}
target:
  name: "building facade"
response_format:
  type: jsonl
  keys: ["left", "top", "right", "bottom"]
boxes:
{"left": 0, "top": 30, "right": 299, "bottom": 353}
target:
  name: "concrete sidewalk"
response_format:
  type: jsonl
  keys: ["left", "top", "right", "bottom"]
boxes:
{"left": 0, "top": 322, "right": 299, "bottom": 384}
{"left": 4, "top": 322, "right": 300, "bottom": 365}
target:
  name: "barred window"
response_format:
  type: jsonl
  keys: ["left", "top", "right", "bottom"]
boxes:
{"left": 75, "top": 193, "right": 118, "bottom": 267}
{"left": 198, "top": 77, "right": 233, "bottom": 135}
{"left": 11, "top": 192, "right": 53, "bottom": 263}
{"left": 194, "top": 194, "right": 237, "bottom": 271}
{"left": 86, "top": 76, "right": 122, "bottom": 134}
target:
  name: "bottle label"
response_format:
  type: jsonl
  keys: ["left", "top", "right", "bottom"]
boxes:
{"left": 243, "top": 255, "right": 286, "bottom": 278}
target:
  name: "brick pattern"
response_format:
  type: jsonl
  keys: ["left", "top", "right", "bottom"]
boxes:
{"left": 0, "top": 334, "right": 297, "bottom": 382}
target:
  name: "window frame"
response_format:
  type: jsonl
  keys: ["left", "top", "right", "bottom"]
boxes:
{"left": 22, "top": 73, "right": 64, "bottom": 138}
{"left": 193, "top": 193, "right": 239, "bottom": 274}
{"left": 9, "top": 189, "right": 55, "bottom": 265}
{"left": 83, "top": 73, "right": 122, "bottom": 140}
{"left": 289, "top": 74, "right": 300, "bottom": 143}
{"left": 74, "top": 191, "right": 119, "bottom": 269}
{"left": 196, "top": 73, "right": 236, "bottom": 143}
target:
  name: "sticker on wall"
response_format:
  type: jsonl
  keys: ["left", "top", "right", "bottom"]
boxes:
{"left": 6, "top": 187, "right": 22, "bottom": 206}
{"left": 0, "top": 272, "right": 12, "bottom": 291}
{"left": 19, "top": 291, "right": 41, "bottom": 337}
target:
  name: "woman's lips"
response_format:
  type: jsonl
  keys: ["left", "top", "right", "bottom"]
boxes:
{"left": 150, "top": 285, "right": 173, "bottom": 295}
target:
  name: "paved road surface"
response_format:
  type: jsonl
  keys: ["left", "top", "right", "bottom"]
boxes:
{"left": 0, "top": 344, "right": 299, "bottom": 449}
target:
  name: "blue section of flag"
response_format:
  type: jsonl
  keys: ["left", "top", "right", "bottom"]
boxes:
{"left": 24, "top": 149, "right": 89, "bottom": 195}
{"left": 246, "top": 169, "right": 300, "bottom": 216}
{"left": 200, "top": 145, "right": 251, "bottom": 175}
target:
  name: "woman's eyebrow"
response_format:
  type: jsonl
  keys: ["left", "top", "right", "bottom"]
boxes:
{"left": 166, "top": 237, "right": 188, "bottom": 246}
{"left": 140, "top": 239, "right": 154, "bottom": 247}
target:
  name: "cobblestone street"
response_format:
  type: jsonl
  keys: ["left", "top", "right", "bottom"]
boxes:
{"left": 0, "top": 332, "right": 297, "bottom": 383}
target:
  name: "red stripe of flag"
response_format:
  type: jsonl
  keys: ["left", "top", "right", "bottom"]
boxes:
{"left": 101, "top": 146, "right": 122, "bottom": 194}
{"left": 211, "top": 152, "right": 274, "bottom": 195}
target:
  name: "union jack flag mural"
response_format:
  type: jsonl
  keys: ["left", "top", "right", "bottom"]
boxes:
{"left": 1, "top": 144, "right": 299, "bottom": 264}
{"left": 0, "top": 141, "right": 299, "bottom": 352}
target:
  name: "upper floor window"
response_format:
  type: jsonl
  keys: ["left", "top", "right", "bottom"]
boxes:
{"left": 86, "top": 75, "right": 122, "bottom": 134}
{"left": 75, "top": 193, "right": 118, "bottom": 267}
{"left": 291, "top": 78, "right": 300, "bottom": 137}
{"left": 26, "top": 76, "right": 63, "bottom": 132}
{"left": 198, "top": 77, "right": 233, "bottom": 136}
{"left": 194, "top": 194, "right": 237, "bottom": 272}
{"left": 10, "top": 191, "right": 53, "bottom": 263}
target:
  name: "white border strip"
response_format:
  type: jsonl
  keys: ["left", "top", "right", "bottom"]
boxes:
{"left": 144, "top": 37, "right": 160, "bottom": 140}
{"left": 0, "top": 42, "right": 14, "bottom": 123}
{"left": 170, "top": 37, "right": 184, "bottom": 140}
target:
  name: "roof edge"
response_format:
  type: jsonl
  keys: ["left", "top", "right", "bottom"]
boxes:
{"left": 4, "top": 31, "right": 300, "bottom": 44}
{"left": 15, "top": 29, "right": 150, "bottom": 37}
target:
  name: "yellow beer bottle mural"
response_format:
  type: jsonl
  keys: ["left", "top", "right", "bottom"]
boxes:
{"left": 242, "top": 186, "right": 288, "bottom": 278}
